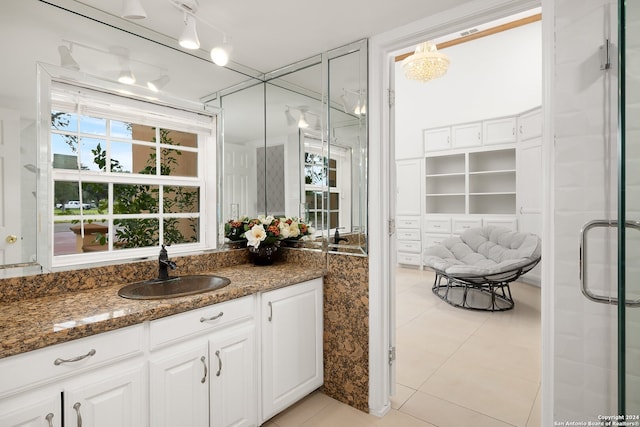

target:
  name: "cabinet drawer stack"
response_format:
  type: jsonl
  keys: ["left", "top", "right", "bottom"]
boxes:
{"left": 396, "top": 216, "right": 422, "bottom": 267}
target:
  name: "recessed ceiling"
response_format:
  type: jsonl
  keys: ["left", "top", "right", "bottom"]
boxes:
{"left": 69, "top": 0, "right": 477, "bottom": 73}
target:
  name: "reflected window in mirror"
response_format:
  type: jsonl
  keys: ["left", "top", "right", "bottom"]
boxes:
{"left": 48, "top": 82, "right": 216, "bottom": 268}
{"left": 303, "top": 139, "right": 351, "bottom": 234}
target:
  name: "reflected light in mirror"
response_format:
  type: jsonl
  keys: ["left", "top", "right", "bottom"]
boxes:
{"left": 179, "top": 13, "right": 201, "bottom": 50}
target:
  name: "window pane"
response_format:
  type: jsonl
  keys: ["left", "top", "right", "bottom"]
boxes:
{"left": 52, "top": 134, "right": 78, "bottom": 170}
{"left": 164, "top": 217, "right": 199, "bottom": 245}
{"left": 53, "top": 220, "right": 77, "bottom": 256}
{"left": 161, "top": 128, "right": 197, "bottom": 148}
{"left": 132, "top": 144, "right": 158, "bottom": 175}
{"left": 306, "top": 165, "right": 325, "bottom": 185}
{"left": 329, "top": 212, "right": 339, "bottom": 230}
{"left": 79, "top": 137, "right": 106, "bottom": 171}
{"left": 79, "top": 115, "right": 106, "bottom": 136}
{"left": 81, "top": 182, "right": 108, "bottom": 214}
{"left": 329, "top": 192, "right": 339, "bottom": 208}
{"left": 54, "top": 181, "right": 79, "bottom": 211}
{"left": 53, "top": 220, "right": 109, "bottom": 255}
{"left": 110, "top": 141, "right": 134, "bottom": 173}
{"left": 161, "top": 148, "right": 197, "bottom": 177}
{"left": 114, "top": 218, "right": 159, "bottom": 249}
{"left": 329, "top": 169, "right": 337, "bottom": 187}
{"left": 164, "top": 186, "right": 200, "bottom": 213}
{"left": 113, "top": 184, "right": 159, "bottom": 214}
{"left": 129, "top": 123, "right": 157, "bottom": 143}
{"left": 51, "top": 111, "right": 77, "bottom": 132}
{"left": 110, "top": 120, "right": 133, "bottom": 139}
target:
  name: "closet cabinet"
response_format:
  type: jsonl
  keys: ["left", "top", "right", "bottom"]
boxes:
{"left": 395, "top": 159, "right": 423, "bottom": 266}
{"left": 261, "top": 278, "right": 323, "bottom": 423}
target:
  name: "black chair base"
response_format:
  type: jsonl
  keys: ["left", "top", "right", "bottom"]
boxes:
{"left": 432, "top": 273, "right": 514, "bottom": 311}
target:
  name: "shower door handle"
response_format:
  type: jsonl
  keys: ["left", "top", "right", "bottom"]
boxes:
{"left": 579, "top": 219, "right": 640, "bottom": 306}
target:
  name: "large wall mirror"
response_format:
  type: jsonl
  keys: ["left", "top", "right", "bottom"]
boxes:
{"left": 219, "top": 40, "right": 368, "bottom": 254}
{"left": 1, "top": 0, "right": 255, "bottom": 277}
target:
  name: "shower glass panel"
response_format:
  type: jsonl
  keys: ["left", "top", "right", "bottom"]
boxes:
{"left": 622, "top": 0, "right": 640, "bottom": 416}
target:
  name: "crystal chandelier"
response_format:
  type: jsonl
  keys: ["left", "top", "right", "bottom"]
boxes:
{"left": 402, "top": 42, "right": 450, "bottom": 82}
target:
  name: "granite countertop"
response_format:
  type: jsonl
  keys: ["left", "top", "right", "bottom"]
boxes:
{"left": 0, "top": 263, "right": 325, "bottom": 360}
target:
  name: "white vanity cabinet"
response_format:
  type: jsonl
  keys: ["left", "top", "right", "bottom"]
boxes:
{"left": 149, "top": 295, "right": 257, "bottom": 427}
{"left": 149, "top": 341, "right": 210, "bottom": 427}
{"left": 260, "top": 278, "right": 323, "bottom": 423}
{"left": 0, "top": 324, "right": 146, "bottom": 427}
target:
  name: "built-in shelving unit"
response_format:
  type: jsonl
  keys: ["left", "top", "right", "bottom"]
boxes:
{"left": 424, "top": 148, "right": 516, "bottom": 215}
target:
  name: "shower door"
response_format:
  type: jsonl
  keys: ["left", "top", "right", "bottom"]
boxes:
{"left": 621, "top": 0, "right": 640, "bottom": 416}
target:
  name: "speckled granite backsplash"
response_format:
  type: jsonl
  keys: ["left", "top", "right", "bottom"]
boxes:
{"left": 0, "top": 248, "right": 251, "bottom": 303}
{"left": 322, "top": 252, "right": 369, "bottom": 412}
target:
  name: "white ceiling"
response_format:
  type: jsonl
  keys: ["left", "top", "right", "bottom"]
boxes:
{"left": 70, "top": 0, "right": 477, "bottom": 74}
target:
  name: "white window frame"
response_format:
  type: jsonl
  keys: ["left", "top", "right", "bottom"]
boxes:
{"left": 40, "top": 77, "right": 217, "bottom": 270}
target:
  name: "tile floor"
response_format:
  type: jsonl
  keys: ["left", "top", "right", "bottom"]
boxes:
{"left": 264, "top": 267, "right": 541, "bottom": 427}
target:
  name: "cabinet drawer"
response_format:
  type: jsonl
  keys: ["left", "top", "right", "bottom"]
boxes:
{"left": 397, "top": 253, "right": 421, "bottom": 265}
{"left": 397, "top": 240, "right": 421, "bottom": 253}
{"left": 150, "top": 295, "right": 255, "bottom": 350}
{"left": 424, "top": 218, "right": 451, "bottom": 233}
{"left": 396, "top": 217, "right": 420, "bottom": 228}
{"left": 483, "top": 217, "right": 518, "bottom": 231}
{"left": 452, "top": 218, "right": 482, "bottom": 235}
{"left": 396, "top": 230, "right": 420, "bottom": 241}
{"left": 423, "top": 233, "right": 448, "bottom": 248}
{"left": 0, "top": 324, "right": 144, "bottom": 397}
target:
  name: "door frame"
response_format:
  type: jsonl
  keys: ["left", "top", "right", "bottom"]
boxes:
{"left": 367, "top": 0, "right": 554, "bottom": 424}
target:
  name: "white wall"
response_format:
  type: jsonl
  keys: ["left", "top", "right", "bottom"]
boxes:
{"left": 395, "top": 21, "right": 542, "bottom": 160}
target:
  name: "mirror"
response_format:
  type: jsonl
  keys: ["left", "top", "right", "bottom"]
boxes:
{"left": 0, "top": 0, "right": 255, "bottom": 276}
{"left": 220, "top": 40, "right": 368, "bottom": 254}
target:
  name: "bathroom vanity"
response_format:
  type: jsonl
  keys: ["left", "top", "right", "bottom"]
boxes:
{"left": 0, "top": 264, "right": 324, "bottom": 427}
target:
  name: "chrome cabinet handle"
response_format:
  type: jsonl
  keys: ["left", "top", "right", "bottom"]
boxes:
{"left": 73, "top": 402, "right": 82, "bottom": 427}
{"left": 45, "top": 413, "right": 54, "bottom": 427}
{"left": 580, "top": 219, "right": 640, "bottom": 306}
{"left": 200, "top": 356, "right": 207, "bottom": 383}
{"left": 215, "top": 350, "right": 222, "bottom": 376}
{"left": 54, "top": 349, "right": 96, "bottom": 365}
{"left": 268, "top": 301, "right": 273, "bottom": 322}
{"left": 200, "top": 312, "right": 224, "bottom": 322}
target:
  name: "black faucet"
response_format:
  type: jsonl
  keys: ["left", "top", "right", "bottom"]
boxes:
{"left": 158, "top": 244, "right": 177, "bottom": 280}
{"left": 333, "top": 228, "right": 348, "bottom": 244}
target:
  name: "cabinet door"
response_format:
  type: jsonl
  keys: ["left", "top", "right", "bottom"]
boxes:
{"left": 451, "top": 122, "right": 482, "bottom": 148}
{"left": 0, "top": 393, "right": 61, "bottom": 427}
{"left": 518, "top": 107, "right": 542, "bottom": 142}
{"left": 261, "top": 279, "right": 323, "bottom": 423}
{"left": 210, "top": 324, "right": 257, "bottom": 427}
{"left": 149, "top": 343, "right": 209, "bottom": 427}
{"left": 396, "top": 159, "right": 422, "bottom": 215}
{"left": 483, "top": 117, "right": 516, "bottom": 145}
{"left": 64, "top": 364, "right": 145, "bottom": 427}
{"left": 423, "top": 127, "right": 450, "bottom": 153}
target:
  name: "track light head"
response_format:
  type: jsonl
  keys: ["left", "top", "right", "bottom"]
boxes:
{"left": 121, "top": 0, "right": 147, "bottom": 19}
{"left": 58, "top": 45, "right": 80, "bottom": 71}
{"left": 147, "top": 75, "right": 170, "bottom": 92}
{"left": 179, "top": 13, "right": 200, "bottom": 50}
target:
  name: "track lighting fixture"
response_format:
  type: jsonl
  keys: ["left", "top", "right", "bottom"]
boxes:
{"left": 298, "top": 109, "right": 310, "bottom": 129}
{"left": 58, "top": 45, "right": 80, "bottom": 71}
{"left": 342, "top": 89, "right": 367, "bottom": 116}
{"left": 121, "top": 0, "right": 147, "bottom": 19}
{"left": 179, "top": 12, "right": 200, "bottom": 49}
{"left": 210, "top": 35, "right": 232, "bottom": 67}
{"left": 147, "top": 75, "right": 170, "bottom": 92}
{"left": 117, "top": 67, "right": 136, "bottom": 85}
{"left": 284, "top": 107, "right": 297, "bottom": 126}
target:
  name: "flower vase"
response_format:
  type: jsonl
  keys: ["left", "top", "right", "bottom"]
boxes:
{"left": 225, "top": 239, "right": 247, "bottom": 249}
{"left": 248, "top": 244, "right": 279, "bottom": 265}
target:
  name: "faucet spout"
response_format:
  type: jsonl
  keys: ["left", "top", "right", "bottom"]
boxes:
{"left": 158, "top": 244, "right": 177, "bottom": 280}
